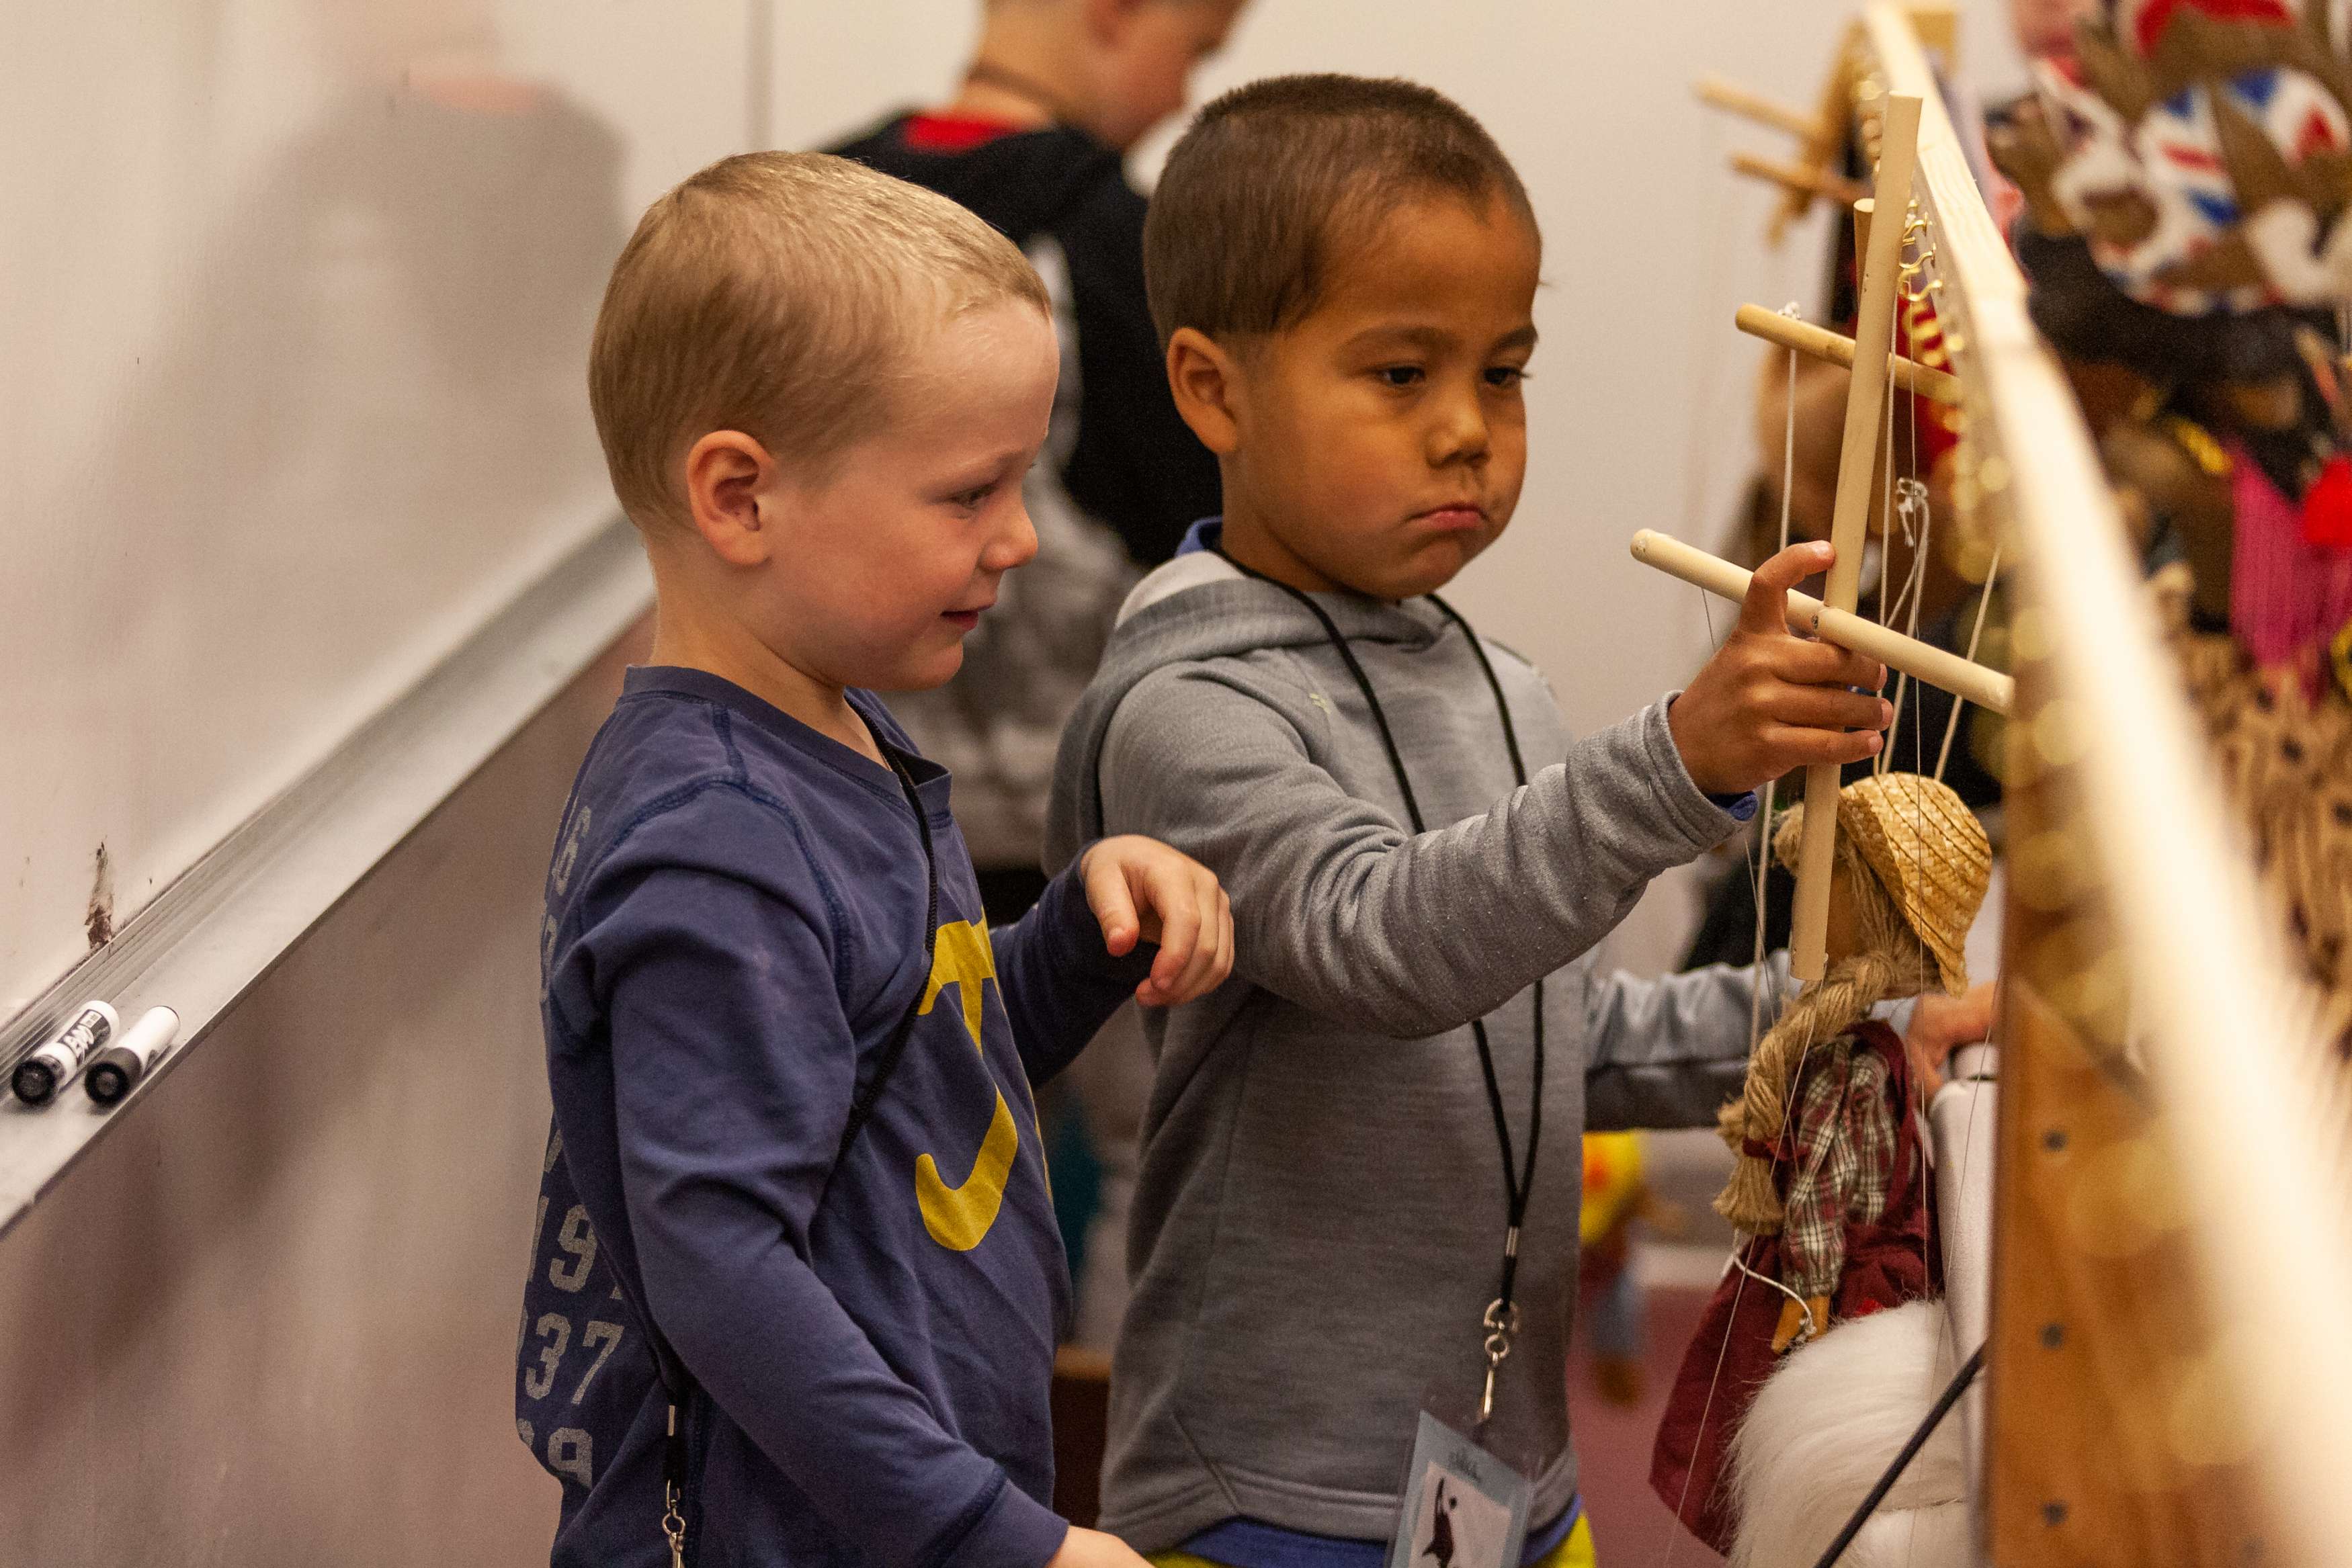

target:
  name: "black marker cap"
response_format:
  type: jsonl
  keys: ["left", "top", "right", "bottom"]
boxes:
{"left": 12, "top": 1058, "right": 58, "bottom": 1106}
{"left": 86, "top": 1047, "right": 139, "bottom": 1106}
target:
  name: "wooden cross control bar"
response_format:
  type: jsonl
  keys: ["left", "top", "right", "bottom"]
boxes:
{"left": 1734, "top": 302, "right": 1961, "bottom": 406}
{"left": 1628, "top": 529, "right": 2011, "bottom": 715}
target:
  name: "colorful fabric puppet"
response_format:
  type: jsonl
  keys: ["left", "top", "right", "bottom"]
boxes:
{"left": 1988, "top": 0, "right": 2352, "bottom": 1051}
{"left": 1652, "top": 774, "right": 1992, "bottom": 1555}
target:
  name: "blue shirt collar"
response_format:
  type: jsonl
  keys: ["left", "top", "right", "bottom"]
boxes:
{"left": 1175, "top": 515, "right": 1223, "bottom": 557}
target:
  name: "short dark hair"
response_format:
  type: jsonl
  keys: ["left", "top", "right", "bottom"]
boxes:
{"left": 1143, "top": 75, "right": 1538, "bottom": 346}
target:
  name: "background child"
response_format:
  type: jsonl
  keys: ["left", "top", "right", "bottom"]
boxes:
{"left": 1044, "top": 76, "right": 1984, "bottom": 1566}
{"left": 519, "top": 150, "right": 1234, "bottom": 1568}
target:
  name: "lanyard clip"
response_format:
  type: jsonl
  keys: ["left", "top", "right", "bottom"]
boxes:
{"left": 1478, "top": 1296, "right": 1521, "bottom": 1424}
{"left": 663, "top": 1401, "right": 689, "bottom": 1567}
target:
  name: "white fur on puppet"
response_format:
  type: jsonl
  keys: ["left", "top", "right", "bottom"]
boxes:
{"left": 1724, "top": 1299, "right": 1970, "bottom": 1568}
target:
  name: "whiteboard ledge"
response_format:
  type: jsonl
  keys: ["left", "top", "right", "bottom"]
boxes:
{"left": 0, "top": 516, "right": 650, "bottom": 1242}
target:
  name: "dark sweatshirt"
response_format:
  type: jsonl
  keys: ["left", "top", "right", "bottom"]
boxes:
{"left": 827, "top": 113, "right": 1218, "bottom": 569}
{"left": 526, "top": 667, "right": 1148, "bottom": 1568}
{"left": 824, "top": 114, "right": 1221, "bottom": 871}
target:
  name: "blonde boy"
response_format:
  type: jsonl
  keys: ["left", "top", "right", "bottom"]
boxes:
{"left": 516, "top": 152, "right": 1232, "bottom": 1568}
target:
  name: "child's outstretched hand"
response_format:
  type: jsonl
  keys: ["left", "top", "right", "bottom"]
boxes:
{"left": 1668, "top": 540, "right": 1893, "bottom": 796}
{"left": 1904, "top": 980, "right": 1997, "bottom": 1096}
{"left": 1079, "top": 836, "right": 1234, "bottom": 1008}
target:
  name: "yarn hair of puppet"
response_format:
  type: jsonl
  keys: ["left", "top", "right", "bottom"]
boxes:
{"left": 1716, "top": 825, "right": 1934, "bottom": 1235}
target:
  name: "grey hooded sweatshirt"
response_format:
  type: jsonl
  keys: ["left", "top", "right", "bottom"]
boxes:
{"left": 1044, "top": 546, "right": 1787, "bottom": 1551}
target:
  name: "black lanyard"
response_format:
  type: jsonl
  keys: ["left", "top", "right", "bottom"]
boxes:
{"left": 1219, "top": 552, "right": 1542, "bottom": 1424}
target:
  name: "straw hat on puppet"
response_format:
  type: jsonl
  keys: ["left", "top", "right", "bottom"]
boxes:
{"left": 1773, "top": 773, "right": 1991, "bottom": 996}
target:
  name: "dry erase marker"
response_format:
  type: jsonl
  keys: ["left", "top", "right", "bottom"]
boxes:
{"left": 85, "top": 1006, "right": 179, "bottom": 1106}
{"left": 13, "top": 1000, "right": 118, "bottom": 1106}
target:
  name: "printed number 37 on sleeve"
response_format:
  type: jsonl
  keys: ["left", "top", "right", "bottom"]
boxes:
{"left": 524, "top": 1314, "right": 626, "bottom": 1404}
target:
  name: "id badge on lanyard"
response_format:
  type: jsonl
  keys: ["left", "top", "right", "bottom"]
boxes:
{"left": 1386, "top": 1409, "right": 1531, "bottom": 1568}
{"left": 1387, "top": 1048, "right": 1543, "bottom": 1568}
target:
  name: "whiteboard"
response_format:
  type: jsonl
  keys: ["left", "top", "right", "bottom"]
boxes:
{"left": 0, "top": 1, "right": 919, "bottom": 1020}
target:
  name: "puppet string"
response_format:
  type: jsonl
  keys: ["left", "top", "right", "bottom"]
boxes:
{"left": 1875, "top": 286, "right": 1899, "bottom": 776}
{"left": 1882, "top": 483, "right": 1933, "bottom": 768}
{"left": 1728, "top": 1242, "right": 1816, "bottom": 1321}
{"left": 1666, "top": 301, "right": 1845, "bottom": 1565}
{"left": 1660, "top": 289, "right": 1800, "bottom": 1568}
{"left": 1933, "top": 544, "right": 2001, "bottom": 783}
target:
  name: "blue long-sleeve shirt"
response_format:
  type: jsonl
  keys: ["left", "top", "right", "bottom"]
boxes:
{"left": 531, "top": 666, "right": 1148, "bottom": 1568}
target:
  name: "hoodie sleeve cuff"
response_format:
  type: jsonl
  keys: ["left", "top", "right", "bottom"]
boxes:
{"left": 1638, "top": 693, "right": 1751, "bottom": 850}
{"left": 1661, "top": 692, "right": 1759, "bottom": 821}
{"left": 933, "top": 1472, "right": 1067, "bottom": 1568}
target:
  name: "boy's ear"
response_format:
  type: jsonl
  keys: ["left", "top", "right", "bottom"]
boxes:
{"left": 1165, "top": 327, "right": 1245, "bottom": 456}
{"left": 682, "top": 431, "right": 780, "bottom": 568}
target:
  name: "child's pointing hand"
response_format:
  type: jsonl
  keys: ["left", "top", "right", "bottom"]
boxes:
{"left": 1079, "top": 836, "right": 1235, "bottom": 1007}
{"left": 1669, "top": 539, "right": 1892, "bottom": 797}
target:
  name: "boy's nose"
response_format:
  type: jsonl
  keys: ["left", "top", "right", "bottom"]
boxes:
{"left": 1426, "top": 390, "right": 1491, "bottom": 467}
{"left": 986, "top": 499, "right": 1040, "bottom": 571}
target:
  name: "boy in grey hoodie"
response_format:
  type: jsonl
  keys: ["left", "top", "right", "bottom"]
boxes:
{"left": 1045, "top": 77, "right": 1986, "bottom": 1567}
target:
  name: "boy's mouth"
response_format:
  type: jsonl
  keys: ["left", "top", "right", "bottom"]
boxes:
{"left": 1411, "top": 504, "right": 1488, "bottom": 533}
{"left": 942, "top": 602, "right": 993, "bottom": 632}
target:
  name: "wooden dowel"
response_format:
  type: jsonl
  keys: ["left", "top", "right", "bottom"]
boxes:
{"left": 1791, "top": 95, "right": 1922, "bottom": 984}
{"left": 1734, "top": 302, "right": 1961, "bottom": 405}
{"left": 1629, "top": 530, "right": 2012, "bottom": 715}
{"left": 1695, "top": 75, "right": 1829, "bottom": 141}
{"left": 1730, "top": 151, "right": 1865, "bottom": 208}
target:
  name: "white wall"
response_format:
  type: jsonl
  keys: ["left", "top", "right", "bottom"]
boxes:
{"left": 0, "top": 0, "right": 758, "bottom": 1020}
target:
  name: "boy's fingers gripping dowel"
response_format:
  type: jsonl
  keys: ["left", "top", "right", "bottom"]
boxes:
{"left": 1738, "top": 540, "right": 1831, "bottom": 635}
{"left": 1628, "top": 530, "right": 2012, "bottom": 713}
{"left": 13, "top": 1000, "right": 120, "bottom": 1106}
{"left": 1791, "top": 91, "right": 1923, "bottom": 983}
{"left": 85, "top": 1006, "right": 180, "bottom": 1106}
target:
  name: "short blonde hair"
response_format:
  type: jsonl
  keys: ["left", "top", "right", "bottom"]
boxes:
{"left": 589, "top": 150, "right": 1048, "bottom": 528}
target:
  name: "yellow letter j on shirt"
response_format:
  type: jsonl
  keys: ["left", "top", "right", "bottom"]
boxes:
{"left": 913, "top": 921, "right": 1019, "bottom": 1252}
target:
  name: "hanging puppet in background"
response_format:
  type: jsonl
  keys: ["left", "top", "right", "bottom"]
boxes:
{"left": 1988, "top": 0, "right": 2352, "bottom": 1051}
{"left": 1651, "top": 774, "right": 1991, "bottom": 1568}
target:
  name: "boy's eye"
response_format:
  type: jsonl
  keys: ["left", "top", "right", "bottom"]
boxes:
{"left": 1375, "top": 365, "right": 1425, "bottom": 388}
{"left": 1486, "top": 365, "right": 1529, "bottom": 390}
{"left": 946, "top": 483, "right": 996, "bottom": 511}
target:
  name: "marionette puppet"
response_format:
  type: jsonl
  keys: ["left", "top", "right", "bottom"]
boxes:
{"left": 1988, "top": 0, "right": 2352, "bottom": 1051}
{"left": 1651, "top": 773, "right": 1991, "bottom": 1567}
